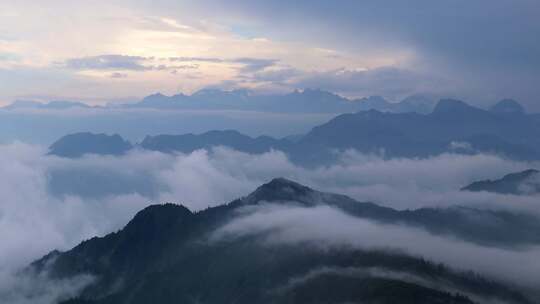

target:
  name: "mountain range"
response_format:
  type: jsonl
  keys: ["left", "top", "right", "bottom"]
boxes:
{"left": 3, "top": 100, "right": 93, "bottom": 110}
{"left": 26, "top": 179, "right": 536, "bottom": 304}
{"left": 48, "top": 98, "right": 540, "bottom": 165}
{"left": 140, "top": 130, "right": 291, "bottom": 154}
{"left": 114, "top": 88, "right": 440, "bottom": 114}
{"left": 4, "top": 89, "right": 438, "bottom": 114}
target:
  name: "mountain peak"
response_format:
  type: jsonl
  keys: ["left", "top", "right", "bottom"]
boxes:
{"left": 432, "top": 99, "right": 475, "bottom": 114}
{"left": 122, "top": 203, "right": 194, "bottom": 242}
{"left": 264, "top": 177, "right": 307, "bottom": 188}
{"left": 243, "top": 178, "right": 316, "bottom": 205}
{"left": 148, "top": 92, "right": 167, "bottom": 98}
{"left": 141, "top": 93, "right": 168, "bottom": 101}
{"left": 490, "top": 99, "right": 525, "bottom": 115}
{"left": 128, "top": 203, "right": 193, "bottom": 229}
{"left": 398, "top": 95, "right": 436, "bottom": 114}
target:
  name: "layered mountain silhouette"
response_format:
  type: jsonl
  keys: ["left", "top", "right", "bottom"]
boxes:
{"left": 28, "top": 179, "right": 535, "bottom": 304}
{"left": 48, "top": 132, "right": 133, "bottom": 158}
{"left": 3, "top": 100, "right": 92, "bottom": 110}
{"left": 462, "top": 169, "right": 540, "bottom": 195}
{"left": 5, "top": 90, "right": 531, "bottom": 118}
{"left": 5, "top": 89, "right": 436, "bottom": 114}
{"left": 489, "top": 99, "right": 525, "bottom": 115}
{"left": 288, "top": 98, "right": 540, "bottom": 164}
{"left": 48, "top": 98, "right": 540, "bottom": 165}
{"left": 119, "top": 88, "right": 437, "bottom": 114}
{"left": 48, "top": 131, "right": 292, "bottom": 158}
{"left": 140, "top": 130, "right": 292, "bottom": 154}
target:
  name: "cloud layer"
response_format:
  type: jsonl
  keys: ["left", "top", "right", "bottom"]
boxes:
{"left": 1, "top": 144, "right": 539, "bottom": 302}
{"left": 214, "top": 203, "right": 540, "bottom": 290}
{"left": 0, "top": 144, "right": 538, "bottom": 269}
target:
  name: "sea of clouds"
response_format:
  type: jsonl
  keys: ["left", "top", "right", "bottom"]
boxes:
{"left": 0, "top": 143, "right": 539, "bottom": 303}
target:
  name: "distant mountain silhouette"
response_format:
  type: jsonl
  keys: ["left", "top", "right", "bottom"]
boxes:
{"left": 48, "top": 132, "right": 133, "bottom": 158}
{"left": 120, "top": 88, "right": 436, "bottom": 114}
{"left": 126, "top": 92, "right": 192, "bottom": 109}
{"left": 141, "top": 130, "right": 292, "bottom": 154}
{"left": 290, "top": 98, "right": 540, "bottom": 165}
{"left": 489, "top": 99, "right": 525, "bottom": 115}
{"left": 398, "top": 94, "right": 437, "bottom": 113}
{"left": 3, "top": 100, "right": 43, "bottom": 109}
{"left": 48, "top": 98, "right": 540, "bottom": 164}
{"left": 3, "top": 100, "right": 91, "bottom": 110}
{"left": 354, "top": 94, "right": 436, "bottom": 114}
{"left": 462, "top": 169, "right": 540, "bottom": 195}
{"left": 49, "top": 131, "right": 289, "bottom": 158}
{"left": 28, "top": 179, "right": 533, "bottom": 304}
{"left": 4, "top": 92, "right": 530, "bottom": 118}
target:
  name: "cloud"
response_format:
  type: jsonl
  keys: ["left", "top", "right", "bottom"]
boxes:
{"left": 290, "top": 67, "right": 450, "bottom": 100}
{"left": 63, "top": 55, "right": 200, "bottom": 73}
{"left": 139, "top": 0, "right": 540, "bottom": 107}
{"left": 168, "top": 56, "right": 279, "bottom": 73}
{"left": 0, "top": 145, "right": 533, "bottom": 270}
{"left": 275, "top": 266, "right": 494, "bottom": 303}
{"left": 59, "top": 53, "right": 278, "bottom": 90}
{"left": 168, "top": 56, "right": 225, "bottom": 63}
{"left": 517, "top": 173, "right": 540, "bottom": 195}
{"left": 184, "top": 0, "right": 540, "bottom": 72}
{"left": 250, "top": 67, "right": 301, "bottom": 84}
{"left": 233, "top": 57, "right": 278, "bottom": 73}
{"left": 213, "top": 203, "right": 540, "bottom": 291}
{"left": 0, "top": 52, "right": 19, "bottom": 62}
{"left": 0, "top": 268, "right": 94, "bottom": 304}
{"left": 0, "top": 143, "right": 152, "bottom": 274}
{"left": 228, "top": 65, "right": 452, "bottom": 100}
{"left": 110, "top": 72, "right": 128, "bottom": 79}
{"left": 64, "top": 55, "right": 151, "bottom": 71}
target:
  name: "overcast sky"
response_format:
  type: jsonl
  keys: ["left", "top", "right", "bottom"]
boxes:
{"left": 1, "top": 0, "right": 539, "bottom": 108}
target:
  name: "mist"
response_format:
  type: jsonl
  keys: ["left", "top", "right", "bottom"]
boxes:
{"left": 213, "top": 203, "right": 540, "bottom": 291}
{"left": 0, "top": 108, "right": 331, "bottom": 144}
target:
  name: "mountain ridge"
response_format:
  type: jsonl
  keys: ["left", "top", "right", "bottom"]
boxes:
{"left": 462, "top": 169, "right": 540, "bottom": 195}
{"left": 48, "top": 132, "right": 133, "bottom": 158}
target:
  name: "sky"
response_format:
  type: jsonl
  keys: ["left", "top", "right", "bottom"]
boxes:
{"left": 1, "top": 0, "right": 539, "bottom": 108}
